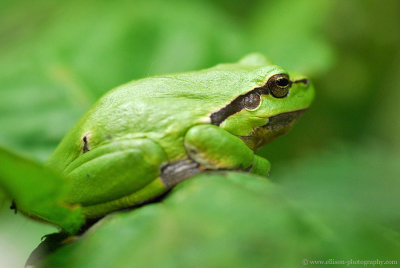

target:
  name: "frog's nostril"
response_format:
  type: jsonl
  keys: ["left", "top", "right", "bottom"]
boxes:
{"left": 293, "top": 79, "right": 309, "bottom": 86}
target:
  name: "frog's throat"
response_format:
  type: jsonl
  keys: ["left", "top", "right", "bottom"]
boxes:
{"left": 239, "top": 108, "right": 308, "bottom": 150}
{"left": 263, "top": 109, "right": 307, "bottom": 131}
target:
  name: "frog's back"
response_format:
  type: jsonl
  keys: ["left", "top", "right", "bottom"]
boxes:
{"left": 46, "top": 62, "right": 277, "bottom": 170}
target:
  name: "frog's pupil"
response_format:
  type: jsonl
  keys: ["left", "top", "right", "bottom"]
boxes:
{"left": 277, "top": 78, "right": 289, "bottom": 87}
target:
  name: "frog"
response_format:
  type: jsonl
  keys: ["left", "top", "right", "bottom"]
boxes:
{"left": 43, "top": 53, "right": 314, "bottom": 219}
{"left": 1, "top": 53, "right": 314, "bottom": 233}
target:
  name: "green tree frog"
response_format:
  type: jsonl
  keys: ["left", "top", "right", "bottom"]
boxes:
{"left": 44, "top": 53, "right": 314, "bottom": 220}
{"left": 2, "top": 54, "right": 313, "bottom": 232}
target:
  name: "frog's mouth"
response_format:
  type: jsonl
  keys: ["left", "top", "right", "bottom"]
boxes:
{"left": 240, "top": 109, "right": 308, "bottom": 150}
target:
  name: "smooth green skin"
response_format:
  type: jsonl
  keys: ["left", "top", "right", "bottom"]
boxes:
{"left": 40, "top": 53, "right": 314, "bottom": 223}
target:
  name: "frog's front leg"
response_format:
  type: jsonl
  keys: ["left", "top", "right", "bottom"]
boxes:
{"left": 184, "top": 124, "right": 271, "bottom": 176}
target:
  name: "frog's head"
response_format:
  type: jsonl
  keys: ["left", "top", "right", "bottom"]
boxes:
{"left": 210, "top": 54, "right": 315, "bottom": 150}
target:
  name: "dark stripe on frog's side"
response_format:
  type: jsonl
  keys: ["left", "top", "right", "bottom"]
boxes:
{"left": 210, "top": 78, "right": 309, "bottom": 126}
{"left": 210, "top": 86, "right": 269, "bottom": 126}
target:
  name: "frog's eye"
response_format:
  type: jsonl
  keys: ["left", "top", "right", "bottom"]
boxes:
{"left": 243, "top": 92, "right": 261, "bottom": 110}
{"left": 267, "top": 73, "right": 292, "bottom": 98}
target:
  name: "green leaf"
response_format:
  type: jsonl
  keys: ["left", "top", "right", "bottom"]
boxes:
{"left": 0, "top": 147, "right": 84, "bottom": 233}
{"left": 35, "top": 172, "right": 328, "bottom": 268}
{"left": 35, "top": 145, "right": 400, "bottom": 267}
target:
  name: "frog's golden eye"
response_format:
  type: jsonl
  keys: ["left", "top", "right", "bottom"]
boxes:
{"left": 243, "top": 92, "right": 261, "bottom": 110}
{"left": 267, "top": 73, "right": 292, "bottom": 98}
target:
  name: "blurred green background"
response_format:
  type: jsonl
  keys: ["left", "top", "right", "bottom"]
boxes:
{"left": 1, "top": 0, "right": 400, "bottom": 267}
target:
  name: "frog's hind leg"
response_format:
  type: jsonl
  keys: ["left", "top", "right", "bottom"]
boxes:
{"left": 83, "top": 159, "right": 203, "bottom": 218}
{"left": 82, "top": 177, "right": 168, "bottom": 219}
{"left": 65, "top": 138, "right": 169, "bottom": 219}
{"left": 80, "top": 158, "right": 201, "bottom": 219}
{"left": 82, "top": 159, "right": 202, "bottom": 219}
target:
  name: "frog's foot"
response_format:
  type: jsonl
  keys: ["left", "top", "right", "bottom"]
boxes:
{"left": 160, "top": 159, "right": 202, "bottom": 188}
